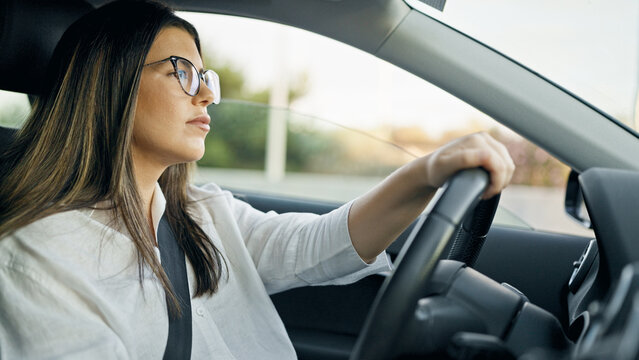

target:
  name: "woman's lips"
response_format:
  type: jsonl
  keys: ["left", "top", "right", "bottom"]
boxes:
{"left": 187, "top": 115, "right": 211, "bottom": 132}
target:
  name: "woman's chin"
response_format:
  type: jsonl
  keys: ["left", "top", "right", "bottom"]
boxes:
{"left": 169, "top": 147, "right": 205, "bottom": 166}
{"left": 184, "top": 142, "right": 206, "bottom": 160}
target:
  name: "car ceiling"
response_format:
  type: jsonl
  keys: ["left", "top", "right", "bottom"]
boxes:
{"left": 87, "top": 0, "right": 411, "bottom": 55}
{"left": 3, "top": 0, "right": 639, "bottom": 173}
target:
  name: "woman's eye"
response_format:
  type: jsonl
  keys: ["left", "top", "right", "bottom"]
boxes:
{"left": 176, "top": 70, "right": 188, "bottom": 80}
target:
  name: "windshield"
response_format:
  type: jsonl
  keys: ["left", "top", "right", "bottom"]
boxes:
{"left": 407, "top": 0, "right": 639, "bottom": 132}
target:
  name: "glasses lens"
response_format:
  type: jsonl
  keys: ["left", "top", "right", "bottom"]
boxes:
{"left": 203, "top": 70, "right": 221, "bottom": 104}
{"left": 175, "top": 59, "right": 199, "bottom": 96}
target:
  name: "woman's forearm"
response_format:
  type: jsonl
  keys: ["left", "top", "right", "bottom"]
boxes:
{"left": 348, "top": 159, "right": 435, "bottom": 263}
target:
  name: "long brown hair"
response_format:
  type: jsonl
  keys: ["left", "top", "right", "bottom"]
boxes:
{"left": 0, "top": 0, "right": 225, "bottom": 312}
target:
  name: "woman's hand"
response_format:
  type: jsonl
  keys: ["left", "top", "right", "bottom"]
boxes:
{"left": 422, "top": 132, "right": 515, "bottom": 199}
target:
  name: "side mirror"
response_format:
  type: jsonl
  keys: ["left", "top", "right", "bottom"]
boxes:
{"left": 565, "top": 170, "right": 592, "bottom": 229}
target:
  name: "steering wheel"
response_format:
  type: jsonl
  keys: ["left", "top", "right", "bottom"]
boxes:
{"left": 350, "top": 168, "right": 490, "bottom": 360}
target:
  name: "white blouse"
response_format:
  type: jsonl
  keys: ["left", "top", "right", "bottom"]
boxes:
{"left": 0, "top": 183, "right": 391, "bottom": 359}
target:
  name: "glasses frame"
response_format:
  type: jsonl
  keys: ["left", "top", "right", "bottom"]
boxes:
{"left": 144, "top": 55, "right": 220, "bottom": 104}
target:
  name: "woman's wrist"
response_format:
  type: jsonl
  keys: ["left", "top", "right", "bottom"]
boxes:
{"left": 403, "top": 157, "right": 438, "bottom": 198}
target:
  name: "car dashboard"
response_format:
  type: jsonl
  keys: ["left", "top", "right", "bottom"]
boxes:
{"left": 503, "top": 167, "right": 639, "bottom": 359}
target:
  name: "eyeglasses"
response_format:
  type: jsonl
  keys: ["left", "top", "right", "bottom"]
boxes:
{"left": 144, "top": 55, "right": 221, "bottom": 104}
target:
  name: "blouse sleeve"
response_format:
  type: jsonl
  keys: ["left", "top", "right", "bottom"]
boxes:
{"left": 0, "top": 264, "right": 130, "bottom": 360}
{"left": 195, "top": 184, "right": 392, "bottom": 294}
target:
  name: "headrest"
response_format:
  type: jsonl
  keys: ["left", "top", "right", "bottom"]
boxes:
{"left": 0, "top": 0, "right": 94, "bottom": 95}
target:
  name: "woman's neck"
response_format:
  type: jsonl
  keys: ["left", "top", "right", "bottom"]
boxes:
{"left": 131, "top": 152, "right": 166, "bottom": 241}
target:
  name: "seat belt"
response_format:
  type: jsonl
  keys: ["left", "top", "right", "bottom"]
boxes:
{"left": 157, "top": 214, "right": 192, "bottom": 360}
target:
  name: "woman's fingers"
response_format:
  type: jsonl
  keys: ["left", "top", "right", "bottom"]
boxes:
{"left": 473, "top": 133, "right": 513, "bottom": 199}
{"left": 424, "top": 132, "right": 515, "bottom": 198}
{"left": 482, "top": 133, "right": 516, "bottom": 192}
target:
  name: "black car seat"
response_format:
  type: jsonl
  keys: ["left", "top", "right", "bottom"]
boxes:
{"left": 0, "top": 0, "right": 93, "bottom": 94}
{"left": 0, "top": 126, "right": 16, "bottom": 178}
{"left": 0, "top": 0, "right": 92, "bottom": 167}
{"left": 0, "top": 126, "right": 16, "bottom": 157}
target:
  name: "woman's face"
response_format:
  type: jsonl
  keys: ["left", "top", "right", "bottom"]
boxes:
{"left": 132, "top": 26, "right": 214, "bottom": 170}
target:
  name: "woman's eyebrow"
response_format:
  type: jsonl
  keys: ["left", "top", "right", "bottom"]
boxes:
{"left": 182, "top": 56, "right": 205, "bottom": 72}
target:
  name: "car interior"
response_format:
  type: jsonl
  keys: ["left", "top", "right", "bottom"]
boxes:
{"left": 1, "top": 0, "right": 639, "bottom": 359}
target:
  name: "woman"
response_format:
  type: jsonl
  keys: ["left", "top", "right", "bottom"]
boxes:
{"left": 0, "top": 1, "right": 514, "bottom": 359}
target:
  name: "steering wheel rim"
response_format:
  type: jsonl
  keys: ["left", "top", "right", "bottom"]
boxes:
{"left": 350, "top": 168, "right": 490, "bottom": 360}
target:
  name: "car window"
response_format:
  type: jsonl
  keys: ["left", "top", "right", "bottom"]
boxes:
{"left": 182, "top": 12, "right": 593, "bottom": 237}
{"left": 0, "top": 90, "right": 30, "bottom": 128}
